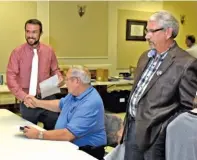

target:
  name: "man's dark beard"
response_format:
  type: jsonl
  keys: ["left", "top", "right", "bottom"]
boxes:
{"left": 26, "top": 38, "right": 40, "bottom": 46}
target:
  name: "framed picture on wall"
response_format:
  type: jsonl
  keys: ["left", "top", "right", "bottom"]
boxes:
{"left": 126, "top": 19, "right": 147, "bottom": 41}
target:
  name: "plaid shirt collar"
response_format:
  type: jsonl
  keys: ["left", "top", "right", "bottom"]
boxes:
{"left": 129, "top": 42, "right": 176, "bottom": 117}
{"left": 147, "top": 41, "right": 176, "bottom": 59}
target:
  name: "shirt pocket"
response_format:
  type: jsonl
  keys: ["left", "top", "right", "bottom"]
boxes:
{"left": 67, "top": 105, "right": 78, "bottom": 122}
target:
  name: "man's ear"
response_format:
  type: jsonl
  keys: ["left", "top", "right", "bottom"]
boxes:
{"left": 166, "top": 28, "right": 173, "bottom": 39}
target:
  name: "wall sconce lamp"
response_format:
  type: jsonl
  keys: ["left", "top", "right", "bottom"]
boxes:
{"left": 180, "top": 15, "right": 186, "bottom": 25}
{"left": 77, "top": 5, "right": 86, "bottom": 17}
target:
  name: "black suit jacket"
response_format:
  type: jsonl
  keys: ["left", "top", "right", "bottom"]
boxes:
{"left": 124, "top": 43, "right": 197, "bottom": 151}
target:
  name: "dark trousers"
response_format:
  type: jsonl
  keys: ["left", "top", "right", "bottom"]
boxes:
{"left": 20, "top": 95, "right": 59, "bottom": 130}
{"left": 124, "top": 117, "right": 165, "bottom": 160}
{"left": 79, "top": 145, "right": 105, "bottom": 160}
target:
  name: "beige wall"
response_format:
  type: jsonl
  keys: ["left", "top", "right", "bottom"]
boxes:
{"left": 115, "top": 1, "right": 197, "bottom": 69}
{"left": 108, "top": 1, "right": 163, "bottom": 71}
{"left": 37, "top": 1, "right": 49, "bottom": 44}
{"left": 163, "top": 1, "right": 197, "bottom": 49}
{"left": 49, "top": 1, "right": 108, "bottom": 58}
{"left": 56, "top": 1, "right": 164, "bottom": 75}
{"left": 117, "top": 10, "right": 153, "bottom": 69}
{"left": 1, "top": 1, "right": 197, "bottom": 78}
{"left": 0, "top": 2, "right": 37, "bottom": 73}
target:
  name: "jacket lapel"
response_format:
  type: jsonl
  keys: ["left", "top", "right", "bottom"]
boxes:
{"left": 131, "top": 56, "right": 150, "bottom": 95}
{"left": 126, "top": 54, "right": 150, "bottom": 114}
{"left": 140, "top": 52, "right": 175, "bottom": 99}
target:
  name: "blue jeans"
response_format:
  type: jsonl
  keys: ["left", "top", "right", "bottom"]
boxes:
{"left": 124, "top": 117, "right": 165, "bottom": 160}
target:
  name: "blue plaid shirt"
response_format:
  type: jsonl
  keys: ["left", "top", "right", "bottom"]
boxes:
{"left": 129, "top": 49, "right": 168, "bottom": 117}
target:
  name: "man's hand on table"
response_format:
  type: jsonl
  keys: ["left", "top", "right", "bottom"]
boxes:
{"left": 23, "top": 126, "right": 40, "bottom": 139}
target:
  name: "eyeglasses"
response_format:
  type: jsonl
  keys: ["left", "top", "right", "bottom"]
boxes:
{"left": 145, "top": 28, "right": 164, "bottom": 34}
{"left": 65, "top": 77, "right": 74, "bottom": 81}
{"left": 65, "top": 76, "right": 79, "bottom": 82}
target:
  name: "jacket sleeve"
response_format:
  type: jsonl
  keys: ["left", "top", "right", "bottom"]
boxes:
{"left": 179, "top": 59, "right": 197, "bottom": 109}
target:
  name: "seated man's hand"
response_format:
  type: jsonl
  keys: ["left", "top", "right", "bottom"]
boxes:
{"left": 24, "top": 95, "right": 37, "bottom": 108}
{"left": 23, "top": 126, "right": 39, "bottom": 139}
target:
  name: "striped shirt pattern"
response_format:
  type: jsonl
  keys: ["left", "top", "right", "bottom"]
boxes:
{"left": 129, "top": 49, "right": 168, "bottom": 117}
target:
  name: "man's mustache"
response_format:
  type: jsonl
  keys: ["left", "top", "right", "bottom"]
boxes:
{"left": 27, "top": 37, "right": 35, "bottom": 40}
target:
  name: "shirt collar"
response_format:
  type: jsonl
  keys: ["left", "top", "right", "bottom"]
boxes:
{"left": 147, "top": 49, "right": 156, "bottom": 58}
{"left": 26, "top": 42, "right": 41, "bottom": 52}
{"left": 147, "top": 41, "right": 176, "bottom": 59}
{"left": 74, "top": 86, "right": 93, "bottom": 100}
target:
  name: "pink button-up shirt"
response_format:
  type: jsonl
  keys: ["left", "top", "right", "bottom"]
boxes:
{"left": 6, "top": 43, "right": 62, "bottom": 101}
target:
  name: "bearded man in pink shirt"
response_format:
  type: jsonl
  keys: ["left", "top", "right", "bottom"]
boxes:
{"left": 6, "top": 19, "right": 64, "bottom": 130}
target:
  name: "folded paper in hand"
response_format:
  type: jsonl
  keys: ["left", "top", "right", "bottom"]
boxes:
{"left": 39, "top": 75, "right": 61, "bottom": 98}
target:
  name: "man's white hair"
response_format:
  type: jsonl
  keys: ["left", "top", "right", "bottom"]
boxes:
{"left": 69, "top": 65, "right": 91, "bottom": 84}
{"left": 149, "top": 10, "right": 179, "bottom": 38}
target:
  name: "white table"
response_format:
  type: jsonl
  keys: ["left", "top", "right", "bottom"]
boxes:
{"left": 61, "top": 79, "right": 133, "bottom": 88}
{"left": 0, "top": 85, "right": 10, "bottom": 93}
{"left": 0, "top": 109, "right": 97, "bottom": 160}
{"left": 0, "top": 79, "right": 133, "bottom": 105}
{"left": 91, "top": 79, "right": 133, "bottom": 86}
{"left": 0, "top": 85, "right": 17, "bottom": 105}
{"left": 0, "top": 79, "right": 134, "bottom": 93}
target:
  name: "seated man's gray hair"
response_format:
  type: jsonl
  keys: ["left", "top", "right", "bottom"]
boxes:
{"left": 70, "top": 65, "right": 91, "bottom": 84}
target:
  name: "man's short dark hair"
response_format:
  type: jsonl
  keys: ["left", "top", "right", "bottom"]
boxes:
{"left": 25, "top": 19, "right": 43, "bottom": 33}
{"left": 186, "top": 35, "right": 196, "bottom": 44}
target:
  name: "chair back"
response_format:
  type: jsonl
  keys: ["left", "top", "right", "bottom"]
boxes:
{"left": 105, "top": 114, "right": 123, "bottom": 147}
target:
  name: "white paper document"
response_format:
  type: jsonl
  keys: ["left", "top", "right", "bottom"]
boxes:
{"left": 39, "top": 75, "right": 61, "bottom": 98}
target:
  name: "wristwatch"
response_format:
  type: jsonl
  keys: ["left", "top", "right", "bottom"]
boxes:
{"left": 38, "top": 131, "right": 44, "bottom": 139}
